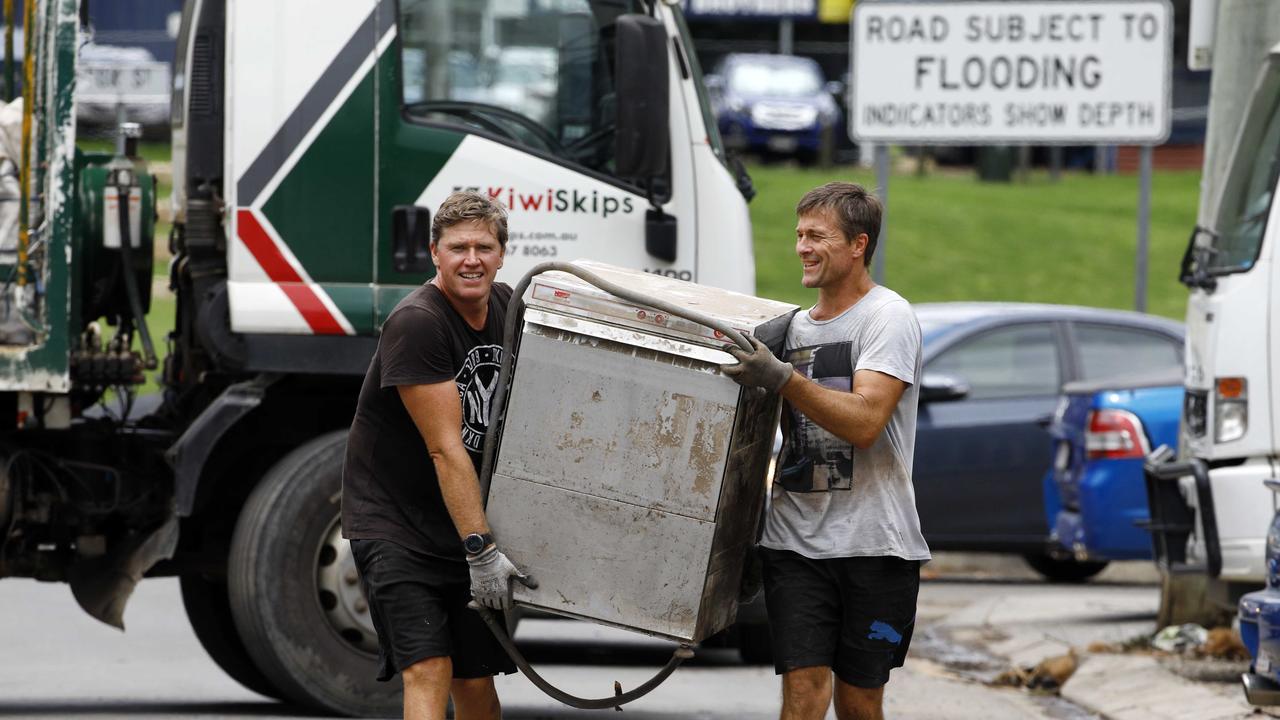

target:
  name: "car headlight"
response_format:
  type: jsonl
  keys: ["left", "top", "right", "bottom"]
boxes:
{"left": 727, "top": 97, "right": 747, "bottom": 114}
{"left": 1214, "top": 377, "right": 1247, "bottom": 443}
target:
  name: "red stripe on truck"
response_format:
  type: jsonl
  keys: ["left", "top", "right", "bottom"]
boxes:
{"left": 236, "top": 209, "right": 346, "bottom": 335}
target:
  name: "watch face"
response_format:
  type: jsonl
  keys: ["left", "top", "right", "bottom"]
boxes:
{"left": 464, "top": 534, "right": 486, "bottom": 554}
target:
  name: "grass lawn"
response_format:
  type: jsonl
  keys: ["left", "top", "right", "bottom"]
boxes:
{"left": 747, "top": 163, "right": 1200, "bottom": 320}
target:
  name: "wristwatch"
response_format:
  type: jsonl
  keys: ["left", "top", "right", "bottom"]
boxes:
{"left": 462, "top": 532, "right": 494, "bottom": 555}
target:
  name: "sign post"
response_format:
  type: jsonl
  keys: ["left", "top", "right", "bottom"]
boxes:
{"left": 849, "top": 0, "right": 1172, "bottom": 307}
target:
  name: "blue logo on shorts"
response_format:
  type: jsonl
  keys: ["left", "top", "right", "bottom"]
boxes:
{"left": 867, "top": 620, "right": 902, "bottom": 644}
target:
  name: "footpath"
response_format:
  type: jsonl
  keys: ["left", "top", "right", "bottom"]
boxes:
{"left": 921, "top": 554, "right": 1278, "bottom": 720}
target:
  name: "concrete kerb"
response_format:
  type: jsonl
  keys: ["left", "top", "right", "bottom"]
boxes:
{"left": 921, "top": 565, "right": 1271, "bottom": 720}
{"left": 1061, "top": 654, "right": 1268, "bottom": 720}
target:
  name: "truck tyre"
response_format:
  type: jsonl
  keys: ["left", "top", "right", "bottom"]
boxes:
{"left": 1023, "top": 553, "right": 1109, "bottom": 583}
{"left": 180, "top": 573, "right": 283, "bottom": 700}
{"left": 227, "top": 430, "right": 401, "bottom": 717}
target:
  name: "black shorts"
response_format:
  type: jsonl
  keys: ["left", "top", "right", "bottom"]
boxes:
{"left": 760, "top": 547, "right": 920, "bottom": 688}
{"left": 350, "top": 538, "right": 517, "bottom": 681}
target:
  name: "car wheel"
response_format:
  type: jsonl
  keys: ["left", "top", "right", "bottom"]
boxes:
{"left": 180, "top": 573, "right": 284, "bottom": 700}
{"left": 227, "top": 430, "right": 401, "bottom": 717}
{"left": 737, "top": 622, "right": 774, "bottom": 665}
{"left": 1023, "top": 553, "right": 1109, "bottom": 583}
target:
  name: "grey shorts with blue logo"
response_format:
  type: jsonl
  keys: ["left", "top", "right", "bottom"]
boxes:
{"left": 760, "top": 548, "right": 920, "bottom": 688}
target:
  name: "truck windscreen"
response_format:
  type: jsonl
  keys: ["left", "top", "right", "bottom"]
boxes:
{"left": 1209, "top": 60, "right": 1280, "bottom": 276}
{"left": 398, "top": 0, "right": 643, "bottom": 178}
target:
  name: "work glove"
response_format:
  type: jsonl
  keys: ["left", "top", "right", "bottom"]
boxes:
{"left": 467, "top": 545, "right": 538, "bottom": 611}
{"left": 720, "top": 335, "right": 794, "bottom": 393}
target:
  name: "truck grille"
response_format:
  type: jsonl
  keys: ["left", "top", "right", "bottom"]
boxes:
{"left": 1184, "top": 390, "right": 1207, "bottom": 438}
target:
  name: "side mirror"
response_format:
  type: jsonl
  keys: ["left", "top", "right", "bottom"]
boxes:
{"left": 614, "top": 14, "right": 670, "bottom": 185}
{"left": 824, "top": 80, "right": 845, "bottom": 97}
{"left": 920, "top": 373, "right": 970, "bottom": 403}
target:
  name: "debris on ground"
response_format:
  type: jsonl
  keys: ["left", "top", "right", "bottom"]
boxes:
{"left": 1151, "top": 623, "right": 1209, "bottom": 653}
{"left": 989, "top": 650, "right": 1078, "bottom": 693}
{"left": 1084, "top": 625, "right": 1248, "bottom": 661}
{"left": 1199, "top": 626, "right": 1250, "bottom": 661}
{"left": 1086, "top": 633, "right": 1154, "bottom": 655}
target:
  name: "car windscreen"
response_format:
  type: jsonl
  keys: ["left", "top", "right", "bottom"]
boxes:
{"left": 727, "top": 62, "right": 821, "bottom": 98}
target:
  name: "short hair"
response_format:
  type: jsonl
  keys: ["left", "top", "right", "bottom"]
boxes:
{"left": 431, "top": 191, "right": 509, "bottom": 248}
{"left": 795, "top": 182, "right": 882, "bottom": 267}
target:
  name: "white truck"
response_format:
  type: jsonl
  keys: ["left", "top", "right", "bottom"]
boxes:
{"left": 0, "top": 0, "right": 757, "bottom": 716}
{"left": 1144, "top": 7, "right": 1280, "bottom": 621}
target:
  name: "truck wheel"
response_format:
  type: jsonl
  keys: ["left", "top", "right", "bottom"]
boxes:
{"left": 180, "top": 573, "right": 283, "bottom": 700}
{"left": 1023, "top": 553, "right": 1109, "bottom": 583}
{"left": 227, "top": 430, "right": 401, "bottom": 717}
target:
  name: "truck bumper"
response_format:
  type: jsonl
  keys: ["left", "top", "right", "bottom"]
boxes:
{"left": 1143, "top": 454, "right": 1272, "bottom": 582}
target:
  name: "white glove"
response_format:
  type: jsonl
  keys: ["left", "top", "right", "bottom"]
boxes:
{"left": 467, "top": 545, "right": 537, "bottom": 610}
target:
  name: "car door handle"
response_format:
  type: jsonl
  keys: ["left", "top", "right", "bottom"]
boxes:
{"left": 1034, "top": 413, "right": 1054, "bottom": 429}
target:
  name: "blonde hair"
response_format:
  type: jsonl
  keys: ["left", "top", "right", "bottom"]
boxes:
{"left": 431, "top": 191, "right": 508, "bottom": 248}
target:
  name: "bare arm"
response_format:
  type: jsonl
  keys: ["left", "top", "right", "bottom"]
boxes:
{"left": 398, "top": 382, "right": 488, "bottom": 540}
{"left": 779, "top": 368, "right": 907, "bottom": 449}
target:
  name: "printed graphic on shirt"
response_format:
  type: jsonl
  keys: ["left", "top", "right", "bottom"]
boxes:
{"left": 779, "top": 341, "right": 855, "bottom": 492}
{"left": 456, "top": 344, "right": 504, "bottom": 452}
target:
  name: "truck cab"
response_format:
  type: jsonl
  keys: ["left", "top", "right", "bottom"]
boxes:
{"left": 1146, "top": 41, "right": 1280, "bottom": 612}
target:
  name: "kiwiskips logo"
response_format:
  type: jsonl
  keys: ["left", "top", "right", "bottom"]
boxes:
{"left": 453, "top": 185, "right": 637, "bottom": 219}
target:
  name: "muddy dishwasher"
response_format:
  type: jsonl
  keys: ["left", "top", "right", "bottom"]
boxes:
{"left": 473, "top": 260, "right": 797, "bottom": 709}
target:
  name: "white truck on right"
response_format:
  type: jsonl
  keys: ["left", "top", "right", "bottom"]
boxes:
{"left": 1144, "top": 12, "right": 1280, "bottom": 623}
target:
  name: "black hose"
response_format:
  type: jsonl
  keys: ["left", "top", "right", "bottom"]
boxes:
{"left": 116, "top": 180, "right": 157, "bottom": 370}
{"left": 471, "top": 601, "right": 694, "bottom": 711}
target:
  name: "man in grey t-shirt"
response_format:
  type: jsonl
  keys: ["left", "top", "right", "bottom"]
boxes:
{"left": 722, "top": 182, "right": 929, "bottom": 720}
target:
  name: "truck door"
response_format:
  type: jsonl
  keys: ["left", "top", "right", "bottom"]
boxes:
{"left": 226, "top": 0, "right": 379, "bottom": 337}
{"left": 375, "top": 0, "right": 696, "bottom": 321}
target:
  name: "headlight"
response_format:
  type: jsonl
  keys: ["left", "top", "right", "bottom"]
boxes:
{"left": 1214, "top": 377, "right": 1247, "bottom": 443}
{"left": 727, "top": 97, "right": 747, "bottom": 114}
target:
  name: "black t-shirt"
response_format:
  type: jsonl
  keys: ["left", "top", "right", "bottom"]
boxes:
{"left": 341, "top": 281, "right": 513, "bottom": 560}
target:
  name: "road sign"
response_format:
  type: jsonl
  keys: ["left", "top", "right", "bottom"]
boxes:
{"left": 681, "top": 0, "right": 816, "bottom": 19}
{"left": 850, "top": 1, "right": 1172, "bottom": 144}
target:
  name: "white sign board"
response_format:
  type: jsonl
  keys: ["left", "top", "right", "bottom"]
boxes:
{"left": 681, "top": 0, "right": 816, "bottom": 18}
{"left": 850, "top": 1, "right": 1172, "bottom": 144}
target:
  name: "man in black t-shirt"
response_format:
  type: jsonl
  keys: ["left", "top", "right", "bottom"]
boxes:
{"left": 342, "top": 191, "right": 534, "bottom": 720}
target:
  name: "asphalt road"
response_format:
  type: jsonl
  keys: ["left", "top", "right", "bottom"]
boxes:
{"left": 0, "top": 555, "right": 1157, "bottom": 719}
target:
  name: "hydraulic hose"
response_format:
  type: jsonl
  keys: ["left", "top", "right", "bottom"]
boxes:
{"left": 473, "top": 261, "right": 753, "bottom": 710}
{"left": 116, "top": 177, "right": 157, "bottom": 370}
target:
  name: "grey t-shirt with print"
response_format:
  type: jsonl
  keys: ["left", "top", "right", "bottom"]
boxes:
{"left": 760, "top": 284, "right": 932, "bottom": 562}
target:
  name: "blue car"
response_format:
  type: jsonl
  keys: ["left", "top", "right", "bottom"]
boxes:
{"left": 1046, "top": 368, "right": 1183, "bottom": 572}
{"left": 911, "top": 303, "right": 1183, "bottom": 581}
{"left": 706, "top": 53, "right": 841, "bottom": 163}
{"left": 1240, "top": 505, "right": 1280, "bottom": 705}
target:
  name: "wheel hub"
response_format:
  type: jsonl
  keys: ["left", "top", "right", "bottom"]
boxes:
{"left": 315, "top": 517, "right": 379, "bottom": 655}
